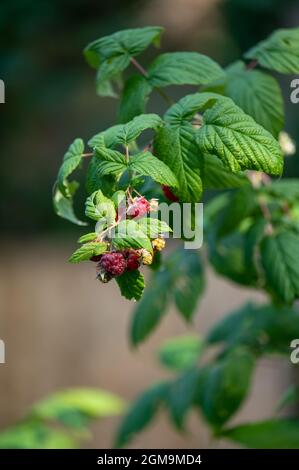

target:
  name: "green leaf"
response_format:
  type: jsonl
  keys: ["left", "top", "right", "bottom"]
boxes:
{"left": 217, "top": 186, "right": 256, "bottom": 238}
{"left": 85, "top": 155, "right": 116, "bottom": 196}
{"left": 167, "top": 368, "right": 200, "bottom": 429}
{"left": 207, "top": 302, "right": 299, "bottom": 356}
{"left": 224, "top": 61, "right": 284, "bottom": 137}
{"left": 154, "top": 93, "right": 222, "bottom": 202}
{"left": 53, "top": 183, "right": 87, "bottom": 226}
{"left": 118, "top": 75, "right": 152, "bottom": 123}
{"left": 199, "top": 347, "right": 255, "bottom": 428}
{"left": 137, "top": 217, "right": 172, "bottom": 238}
{"left": 84, "top": 26, "right": 164, "bottom": 97}
{"left": 222, "top": 419, "right": 299, "bottom": 449}
{"left": 130, "top": 269, "right": 172, "bottom": 346}
{"left": 172, "top": 250, "right": 205, "bottom": 321}
{"left": 31, "top": 388, "right": 124, "bottom": 426}
{"left": 77, "top": 232, "right": 97, "bottom": 243}
{"left": 245, "top": 27, "right": 299, "bottom": 74}
{"left": 158, "top": 335, "right": 203, "bottom": 371}
{"left": 94, "top": 146, "right": 127, "bottom": 177}
{"left": 203, "top": 154, "right": 250, "bottom": 190}
{"left": 112, "top": 220, "right": 153, "bottom": 253}
{"left": 154, "top": 124, "right": 203, "bottom": 202}
{"left": 116, "top": 270, "right": 145, "bottom": 301}
{"left": 84, "top": 26, "right": 163, "bottom": 69}
{"left": 261, "top": 231, "right": 299, "bottom": 304}
{"left": 148, "top": 52, "right": 224, "bottom": 87}
{"left": 90, "top": 114, "right": 162, "bottom": 148}
{"left": 115, "top": 381, "right": 169, "bottom": 448}
{"left": 68, "top": 242, "right": 108, "bottom": 263}
{"left": 264, "top": 179, "right": 299, "bottom": 202}
{"left": 85, "top": 190, "right": 116, "bottom": 224}
{"left": 57, "top": 139, "right": 84, "bottom": 197}
{"left": 197, "top": 97, "right": 283, "bottom": 176}
{"left": 0, "top": 423, "right": 76, "bottom": 449}
{"left": 129, "top": 151, "right": 178, "bottom": 187}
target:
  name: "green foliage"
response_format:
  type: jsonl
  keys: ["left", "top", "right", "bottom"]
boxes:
{"left": 158, "top": 336, "right": 203, "bottom": 371}
{"left": 130, "top": 151, "right": 178, "bottom": 187}
{"left": 84, "top": 26, "right": 164, "bottom": 96}
{"left": 116, "top": 270, "right": 145, "bottom": 301}
{"left": 52, "top": 25, "right": 299, "bottom": 449}
{"left": 31, "top": 388, "right": 124, "bottom": 425}
{"left": 53, "top": 183, "right": 87, "bottom": 226}
{"left": 53, "top": 139, "right": 87, "bottom": 226}
{"left": 199, "top": 348, "right": 255, "bottom": 428}
{"left": 130, "top": 249, "right": 205, "bottom": 345}
{"left": 57, "top": 139, "right": 85, "bottom": 197}
{"left": 197, "top": 97, "right": 283, "bottom": 175}
{"left": 112, "top": 220, "right": 153, "bottom": 253}
{"left": 0, "top": 388, "right": 124, "bottom": 449}
{"left": 207, "top": 302, "right": 299, "bottom": 355}
{"left": 206, "top": 61, "right": 284, "bottom": 137}
{"left": 118, "top": 75, "right": 152, "bottom": 123}
{"left": 222, "top": 419, "right": 299, "bottom": 449}
{"left": 147, "top": 52, "right": 224, "bottom": 87}
{"left": 203, "top": 154, "right": 250, "bottom": 190}
{"left": 90, "top": 114, "right": 162, "bottom": 148}
{"left": 69, "top": 241, "right": 108, "bottom": 263}
{"left": 261, "top": 231, "right": 299, "bottom": 304}
{"left": 245, "top": 27, "right": 299, "bottom": 73}
{"left": 115, "top": 382, "right": 169, "bottom": 448}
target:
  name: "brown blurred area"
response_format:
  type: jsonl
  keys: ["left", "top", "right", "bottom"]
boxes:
{"left": 0, "top": 0, "right": 298, "bottom": 449}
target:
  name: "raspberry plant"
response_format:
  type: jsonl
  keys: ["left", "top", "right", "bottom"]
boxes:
{"left": 53, "top": 26, "right": 299, "bottom": 448}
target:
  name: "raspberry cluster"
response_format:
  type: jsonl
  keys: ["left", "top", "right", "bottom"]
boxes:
{"left": 90, "top": 195, "right": 166, "bottom": 283}
{"left": 92, "top": 238, "right": 165, "bottom": 283}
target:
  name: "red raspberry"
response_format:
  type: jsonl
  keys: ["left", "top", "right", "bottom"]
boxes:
{"left": 162, "top": 185, "right": 179, "bottom": 202}
{"left": 127, "top": 197, "right": 151, "bottom": 218}
{"left": 99, "top": 252, "right": 126, "bottom": 277}
{"left": 126, "top": 252, "right": 141, "bottom": 271}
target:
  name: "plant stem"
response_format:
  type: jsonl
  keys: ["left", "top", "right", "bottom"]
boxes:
{"left": 82, "top": 152, "right": 93, "bottom": 158}
{"left": 130, "top": 57, "right": 174, "bottom": 106}
{"left": 125, "top": 145, "right": 130, "bottom": 163}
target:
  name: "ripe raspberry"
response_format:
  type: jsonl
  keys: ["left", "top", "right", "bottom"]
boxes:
{"left": 127, "top": 252, "right": 141, "bottom": 271}
{"left": 162, "top": 185, "right": 179, "bottom": 202}
{"left": 99, "top": 252, "right": 126, "bottom": 277}
{"left": 152, "top": 237, "right": 166, "bottom": 251}
{"left": 127, "top": 197, "right": 151, "bottom": 218}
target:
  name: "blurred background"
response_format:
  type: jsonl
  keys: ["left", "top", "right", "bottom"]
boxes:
{"left": 0, "top": 0, "right": 299, "bottom": 448}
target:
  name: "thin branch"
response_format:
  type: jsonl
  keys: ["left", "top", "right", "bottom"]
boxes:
{"left": 125, "top": 145, "right": 130, "bottom": 163}
{"left": 130, "top": 57, "right": 174, "bottom": 105}
{"left": 130, "top": 57, "right": 148, "bottom": 77}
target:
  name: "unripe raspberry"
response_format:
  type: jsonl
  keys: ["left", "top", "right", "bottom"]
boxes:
{"left": 141, "top": 249, "right": 153, "bottom": 265}
{"left": 127, "top": 197, "right": 151, "bottom": 218}
{"left": 99, "top": 252, "right": 126, "bottom": 277}
{"left": 162, "top": 185, "right": 179, "bottom": 202}
{"left": 152, "top": 237, "right": 166, "bottom": 251}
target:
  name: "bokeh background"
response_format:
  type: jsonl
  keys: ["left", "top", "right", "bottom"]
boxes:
{"left": 0, "top": 0, "right": 299, "bottom": 448}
